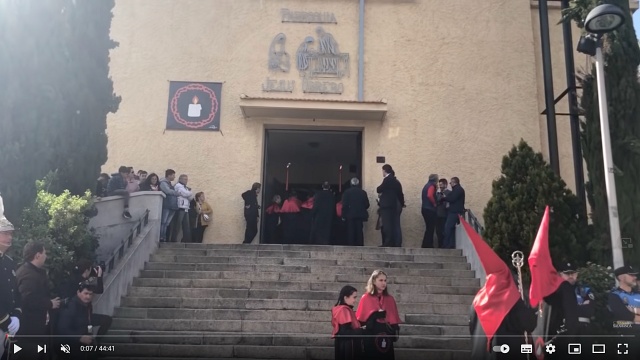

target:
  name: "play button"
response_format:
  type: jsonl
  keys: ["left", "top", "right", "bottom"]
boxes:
{"left": 13, "top": 344, "right": 21, "bottom": 354}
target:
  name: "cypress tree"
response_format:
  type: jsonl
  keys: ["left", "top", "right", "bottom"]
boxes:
{"left": 483, "top": 140, "right": 592, "bottom": 271}
{"left": 0, "top": 0, "right": 120, "bottom": 222}
{"left": 564, "top": 0, "right": 640, "bottom": 264}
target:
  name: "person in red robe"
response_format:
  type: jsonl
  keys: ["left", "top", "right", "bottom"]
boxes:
{"left": 459, "top": 217, "right": 536, "bottom": 360}
{"left": 332, "top": 285, "right": 364, "bottom": 360}
{"left": 263, "top": 195, "right": 282, "bottom": 244}
{"left": 279, "top": 191, "right": 301, "bottom": 244}
{"left": 356, "top": 270, "right": 401, "bottom": 359}
{"left": 528, "top": 206, "right": 578, "bottom": 359}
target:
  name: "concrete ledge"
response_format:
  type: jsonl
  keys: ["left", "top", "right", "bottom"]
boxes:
{"left": 93, "top": 220, "right": 160, "bottom": 316}
{"left": 456, "top": 223, "right": 486, "bottom": 286}
{"left": 91, "top": 192, "right": 164, "bottom": 260}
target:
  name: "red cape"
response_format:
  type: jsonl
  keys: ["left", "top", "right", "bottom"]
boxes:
{"left": 266, "top": 203, "right": 281, "bottom": 214}
{"left": 355, "top": 293, "right": 401, "bottom": 325}
{"left": 528, "top": 206, "right": 563, "bottom": 307}
{"left": 336, "top": 201, "right": 343, "bottom": 218}
{"left": 301, "top": 197, "right": 314, "bottom": 210}
{"left": 280, "top": 197, "right": 301, "bottom": 213}
{"left": 331, "top": 305, "right": 361, "bottom": 338}
{"left": 460, "top": 217, "right": 520, "bottom": 349}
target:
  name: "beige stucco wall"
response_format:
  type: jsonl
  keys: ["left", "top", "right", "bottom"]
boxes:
{"left": 105, "top": 0, "right": 564, "bottom": 247}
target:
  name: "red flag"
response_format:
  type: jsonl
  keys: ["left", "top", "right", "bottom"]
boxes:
{"left": 460, "top": 217, "right": 520, "bottom": 348}
{"left": 528, "top": 206, "right": 563, "bottom": 307}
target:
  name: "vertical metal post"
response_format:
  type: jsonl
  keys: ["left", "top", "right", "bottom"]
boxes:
{"left": 561, "top": 0, "right": 587, "bottom": 220}
{"left": 594, "top": 46, "right": 624, "bottom": 269}
{"left": 538, "top": 0, "right": 560, "bottom": 174}
{"left": 358, "top": 0, "right": 364, "bottom": 101}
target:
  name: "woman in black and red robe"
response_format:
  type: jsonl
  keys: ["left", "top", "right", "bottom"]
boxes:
{"left": 299, "top": 192, "right": 314, "bottom": 244}
{"left": 332, "top": 285, "right": 364, "bottom": 360}
{"left": 263, "top": 195, "right": 282, "bottom": 244}
{"left": 279, "top": 191, "right": 301, "bottom": 244}
{"left": 356, "top": 270, "right": 401, "bottom": 359}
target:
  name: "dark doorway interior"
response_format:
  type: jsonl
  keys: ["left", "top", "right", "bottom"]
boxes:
{"left": 261, "top": 129, "right": 362, "bottom": 244}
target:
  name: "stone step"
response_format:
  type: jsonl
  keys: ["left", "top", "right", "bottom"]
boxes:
{"left": 119, "top": 297, "right": 472, "bottom": 315}
{"left": 102, "top": 344, "right": 469, "bottom": 360}
{"left": 126, "top": 286, "right": 477, "bottom": 301}
{"left": 139, "top": 270, "right": 480, "bottom": 285}
{"left": 113, "top": 308, "right": 470, "bottom": 326}
{"left": 131, "top": 277, "right": 480, "bottom": 292}
{"left": 149, "top": 254, "right": 468, "bottom": 268}
{"left": 111, "top": 318, "right": 468, "bottom": 336}
{"left": 158, "top": 242, "right": 464, "bottom": 256}
{"left": 144, "top": 261, "right": 471, "bottom": 273}
{"left": 106, "top": 330, "right": 471, "bottom": 349}
{"left": 154, "top": 248, "right": 464, "bottom": 261}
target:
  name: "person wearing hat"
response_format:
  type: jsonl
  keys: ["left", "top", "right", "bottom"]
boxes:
{"left": 608, "top": 265, "right": 639, "bottom": 349}
{"left": 558, "top": 262, "right": 595, "bottom": 337}
{"left": 0, "top": 195, "right": 22, "bottom": 360}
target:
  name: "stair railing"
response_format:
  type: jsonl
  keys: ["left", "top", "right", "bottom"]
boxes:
{"left": 103, "top": 209, "right": 150, "bottom": 274}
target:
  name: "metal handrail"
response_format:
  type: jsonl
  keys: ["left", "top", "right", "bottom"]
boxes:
{"left": 464, "top": 208, "right": 484, "bottom": 235}
{"left": 104, "top": 209, "right": 150, "bottom": 274}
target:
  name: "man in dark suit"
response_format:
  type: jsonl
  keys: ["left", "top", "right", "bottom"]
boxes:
{"left": 442, "top": 176, "right": 465, "bottom": 249}
{"left": 341, "top": 178, "right": 370, "bottom": 246}
{"left": 242, "top": 183, "right": 261, "bottom": 244}
{"left": 15, "top": 242, "right": 61, "bottom": 360}
{"left": 376, "top": 164, "right": 405, "bottom": 247}
{"left": 311, "top": 182, "right": 335, "bottom": 245}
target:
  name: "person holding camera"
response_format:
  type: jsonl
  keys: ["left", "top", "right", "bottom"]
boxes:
{"left": 57, "top": 282, "right": 99, "bottom": 360}
{"left": 58, "top": 260, "right": 111, "bottom": 344}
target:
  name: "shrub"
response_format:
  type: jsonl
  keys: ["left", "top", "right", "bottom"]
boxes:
{"left": 483, "top": 140, "right": 593, "bottom": 278}
{"left": 11, "top": 173, "right": 99, "bottom": 290}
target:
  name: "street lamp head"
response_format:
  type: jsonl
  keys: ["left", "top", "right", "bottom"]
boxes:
{"left": 584, "top": 4, "right": 626, "bottom": 34}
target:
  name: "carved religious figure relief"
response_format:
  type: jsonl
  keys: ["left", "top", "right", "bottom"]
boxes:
{"left": 295, "top": 26, "right": 349, "bottom": 79}
{"left": 268, "top": 33, "right": 290, "bottom": 73}
{"left": 296, "top": 36, "right": 315, "bottom": 72}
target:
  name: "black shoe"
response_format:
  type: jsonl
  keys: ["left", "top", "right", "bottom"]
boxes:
{"left": 122, "top": 210, "right": 132, "bottom": 219}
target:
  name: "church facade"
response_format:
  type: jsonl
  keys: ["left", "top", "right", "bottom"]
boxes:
{"left": 104, "top": 0, "right": 599, "bottom": 246}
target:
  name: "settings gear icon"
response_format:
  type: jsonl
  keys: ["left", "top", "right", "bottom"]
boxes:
{"left": 545, "top": 343, "right": 556, "bottom": 354}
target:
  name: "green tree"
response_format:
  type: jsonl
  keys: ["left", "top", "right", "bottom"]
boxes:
{"left": 11, "top": 174, "right": 99, "bottom": 290}
{"left": 563, "top": 0, "right": 640, "bottom": 264}
{"left": 483, "top": 140, "right": 593, "bottom": 273}
{"left": 0, "top": 0, "right": 120, "bottom": 222}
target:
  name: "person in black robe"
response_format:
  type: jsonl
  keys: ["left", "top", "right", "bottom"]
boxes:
{"left": 299, "top": 191, "right": 314, "bottom": 244}
{"left": 263, "top": 195, "right": 281, "bottom": 244}
{"left": 310, "top": 182, "right": 335, "bottom": 245}
{"left": 533, "top": 281, "right": 579, "bottom": 359}
{"left": 332, "top": 285, "right": 364, "bottom": 360}
{"left": 341, "top": 177, "right": 370, "bottom": 246}
{"left": 279, "top": 191, "right": 301, "bottom": 244}
{"left": 460, "top": 217, "right": 536, "bottom": 360}
{"left": 470, "top": 298, "right": 537, "bottom": 360}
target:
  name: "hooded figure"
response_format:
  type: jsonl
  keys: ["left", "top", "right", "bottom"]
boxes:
{"left": 528, "top": 207, "right": 578, "bottom": 359}
{"left": 279, "top": 191, "right": 301, "bottom": 244}
{"left": 462, "top": 217, "right": 536, "bottom": 360}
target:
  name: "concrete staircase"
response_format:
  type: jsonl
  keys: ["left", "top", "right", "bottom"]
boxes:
{"left": 103, "top": 243, "right": 477, "bottom": 360}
